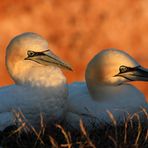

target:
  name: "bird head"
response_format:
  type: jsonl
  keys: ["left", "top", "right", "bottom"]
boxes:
{"left": 6, "top": 32, "right": 72, "bottom": 84}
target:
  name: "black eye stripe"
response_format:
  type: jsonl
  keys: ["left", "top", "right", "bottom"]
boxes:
{"left": 119, "top": 65, "right": 141, "bottom": 74}
{"left": 27, "top": 50, "right": 48, "bottom": 57}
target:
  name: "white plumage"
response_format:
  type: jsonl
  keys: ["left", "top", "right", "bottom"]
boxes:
{"left": 0, "top": 32, "right": 72, "bottom": 130}
{"left": 66, "top": 49, "right": 148, "bottom": 128}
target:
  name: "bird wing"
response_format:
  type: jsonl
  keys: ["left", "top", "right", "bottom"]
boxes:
{"left": 0, "top": 84, "right": 44, "bottom": 130}
{"left": 68, "top": 82, "right": 94, "bottom": 115}
{"left": 67, "top": 82, "right": 148, "bottom": 128}
{"left": 0, "top": 84, "right": 42, "bottom": 113}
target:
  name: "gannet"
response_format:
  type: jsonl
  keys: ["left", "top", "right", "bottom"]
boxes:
{"left": 66, "top": 48, "right": 148, "bottom": 128}
{"left": 0, "top": 32, "right": 72, "bottom": 130}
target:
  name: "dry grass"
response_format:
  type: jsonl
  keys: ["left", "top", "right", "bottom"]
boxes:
{"left": 0, "top": 108, "right": 147, "bottom": 148}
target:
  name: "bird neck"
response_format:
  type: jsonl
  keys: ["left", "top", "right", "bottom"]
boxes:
{"left": 10, "top": 62, "right": 66, "bottom": 88}
{"left": 29, "top": 66, "right": 66, "bottom": 88}
{"left": 86, "top": 81, "right": 136, "bottom": 101}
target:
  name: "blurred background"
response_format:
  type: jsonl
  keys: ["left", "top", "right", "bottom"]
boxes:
{"left": 0, "top": 0, "right": 148, "bottom": 100}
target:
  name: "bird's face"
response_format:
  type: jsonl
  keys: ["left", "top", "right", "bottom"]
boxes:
{"left": 24, "top": 49, "right": 72, "bottom": 71}
{"left": 86, "top": 48, "right": 148, "bottom": 86}
{"left": 6, "top": 32, "right": 72, "bottom": 83}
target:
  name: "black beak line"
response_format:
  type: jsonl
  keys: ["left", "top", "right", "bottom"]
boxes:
{"left": 114, "top": 65, "right": 148, "bottom": 81}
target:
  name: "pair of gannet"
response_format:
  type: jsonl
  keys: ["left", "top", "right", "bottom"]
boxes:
{"left": 0, "top": 32, "right": 147, "bottom": 130}
{"left": 0, "top": 32, "right": 72, "bottom": 130}
{"left": 67, "top": 49, "right": 148, "bottom": 128}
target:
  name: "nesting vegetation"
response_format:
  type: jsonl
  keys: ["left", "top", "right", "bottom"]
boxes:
{"left": 0, "top": 108, "right": 147, "bottom": 148}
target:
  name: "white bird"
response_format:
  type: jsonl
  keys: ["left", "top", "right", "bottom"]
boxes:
{"left": 0, "top": 32, "right": 72, "bottom": 130}
{"left": 66, "top": 48, "right": 148, "bottom": 128}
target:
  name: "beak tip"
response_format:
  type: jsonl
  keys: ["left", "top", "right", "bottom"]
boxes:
{"left": 66, "top": 66, "right": 73, "bottom": 71}
{"left": 69, "top": 67, "right": 73, "bottom": 71}
{"left": 68, "top": 65, "right": 73, "bottom": 71}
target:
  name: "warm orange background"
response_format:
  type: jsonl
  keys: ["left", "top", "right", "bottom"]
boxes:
{"left": 0, "top": 0, "right": 147, "bottom": 100}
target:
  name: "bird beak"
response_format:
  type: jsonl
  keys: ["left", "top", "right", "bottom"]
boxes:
{"left": 24, "top": 50, "right": 72, "bottom": 71}
{"left": 115, "top": 66, "right": 148, "bottom": 81}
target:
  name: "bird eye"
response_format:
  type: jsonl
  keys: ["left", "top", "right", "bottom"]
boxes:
{"left": 27, "top": 50, "right": 35, "bottom": 57}
{"left": 119, "top": 66, "right": 128, "bottom": 73}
